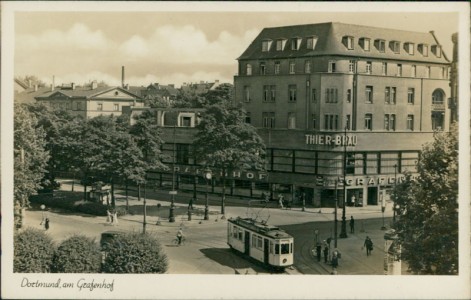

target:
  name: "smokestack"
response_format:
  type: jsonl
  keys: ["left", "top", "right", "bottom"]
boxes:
{"left": 122, "top": 66, "right": 125, "bottom": 88}
{"left": 91, "top": 80, "right": 98, "bottom": 90}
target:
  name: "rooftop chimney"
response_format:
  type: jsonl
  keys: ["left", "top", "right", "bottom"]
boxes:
{"left": 91, "top": 80, "right": 98, "bottom": 90}
{"left": 122, "top": 66, "right": 125, "bottom": 88}
{"left": 71, "top": 82, "right": 76, "bottom": 90}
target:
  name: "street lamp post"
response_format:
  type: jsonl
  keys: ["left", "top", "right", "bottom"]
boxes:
{"left": 143, "top": 175, "right": 147, "bottom": 234}
{"left": 339, "top": 125, "right": 348, "bottom": 238}
{"left": 334, "top": 180, "right": 338, "bottom": 248}
{"left": 169, "top": 125, "right": 176, "bottom": 223}
{"left": 381, "top": 190, "right": 387, "bottom": 230}
{"left": 204, "top": 168, "right": 212, "bottom": 221}
{"left": 393, "top": 164, "right": 397, "bottom": 223}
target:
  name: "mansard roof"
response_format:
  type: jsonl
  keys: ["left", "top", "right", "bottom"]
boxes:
{"left": 238, "top": 22, "right": 449, "bottom": 64}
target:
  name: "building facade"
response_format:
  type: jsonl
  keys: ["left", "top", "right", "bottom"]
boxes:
{"left": 231, "top": 22, "right": 451, "bottom": 207}
{"left": 35, "top": 82, "right": 144, "bottom": 118}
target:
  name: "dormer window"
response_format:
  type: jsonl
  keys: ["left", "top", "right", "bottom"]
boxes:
{"left": 418, "top": 44, "right": 428, "bottom": 57}
{"left": 276, "top": 39, "right": 287, "bottom": 51}
{"left": 246, "top": 64, "right": 252, "bottom": 76}
{"left": 306, "top": 36, "right": 318, "bottom": 50}
{"left": 291, "top": 37, "right": 302, "bottom": 50}
{"left": 359, "top": 38, "right": 371, "bottom": 51}
{"left": 375, "top": 39, "right": 386, "bottom": 53}
{"left": 404, "top": 42, "right": 414, "bottom": 55}
{"left": 342, "top": 36, "right": 354, "bottom": 50}
{"left": 431, "top": 45, "right": 442, "bottom": 58}
{"left": 390, "top": 41, "right": 400, "bottom": 53}
{"left": 262, "top": 39, "right": 272, "bottom": 52}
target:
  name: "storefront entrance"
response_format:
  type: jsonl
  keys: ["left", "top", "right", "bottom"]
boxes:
{"left": 367, "top": 187, "right": 378, "bottom": 205}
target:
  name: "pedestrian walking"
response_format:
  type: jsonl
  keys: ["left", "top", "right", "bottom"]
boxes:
{"left": 323, "top": 243, "right": 329, "bottom": 263}
{"left": 188, "top": 198, "right": 194, "bottom": 210}
{"left": 44, "top": 218, "right": 50, "bottom": 230}
{"left": 316, "top": 243, "right": 322, "bottom": 262}
{"left": 278, "top": 194, "right": 284, "bottom": 209}
{"left": 113, "top": 211, "right": 119, "bottom": 225}
{"left": 350, "top": 216, "right": 355, "bottom": 233}
{"left": 106, "top": 209, "right": 112, "bottom": 223}
{"left": 331, "top": 251, "right": 339, "bottom": 274}
{"left": 363, "top": 236, "right": 373, "bottom": 256}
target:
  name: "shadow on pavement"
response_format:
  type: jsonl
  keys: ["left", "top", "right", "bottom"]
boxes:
{"left": 199, "top": 248, "right": 267, "bottom": 273}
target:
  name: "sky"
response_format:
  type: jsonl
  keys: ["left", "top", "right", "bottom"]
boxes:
{"left": 14, "top": 6, "right": 459, "bottom": 88}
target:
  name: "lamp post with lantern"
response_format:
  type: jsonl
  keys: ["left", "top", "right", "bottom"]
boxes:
{"left": 204, "top": 168, "right": 212, "bottom": 221}
{"left": 339, "top": 125, "right": 348, "bottom": 238}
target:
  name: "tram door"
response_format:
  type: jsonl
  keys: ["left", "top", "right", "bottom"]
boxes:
{"left": 263, "top": 239, "right": 269, "bottom": 264}
{"left": 244, "top": 231, "right": 250, "bottom": 255}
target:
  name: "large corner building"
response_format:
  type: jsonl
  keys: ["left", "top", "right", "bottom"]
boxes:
{"left": 232, "top": 22, "right": 451, "bottom": 207}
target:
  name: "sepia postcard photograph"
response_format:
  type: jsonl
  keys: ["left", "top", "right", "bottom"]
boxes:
{"left": 1, "top": 1, "right": 470, "bottom": 299}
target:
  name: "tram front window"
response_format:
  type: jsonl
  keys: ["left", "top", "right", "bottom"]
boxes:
{"left": 281, "top": 243, "right": 290, "bottom": 254}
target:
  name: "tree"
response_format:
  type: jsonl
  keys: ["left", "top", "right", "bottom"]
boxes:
{"left": 394, "top": 124, "right": 458, "bottom": 275}
{"left": 14, "top": 104, "right": 49, "bottom": 228}
{"left": 15, "top": 75, "right": 47, "bottom": 87}
{"left": 201, "top": 83, "right": 233, "bottom": 107}
{"left": 193, "top": 103, "right": 265, "bottom": 215}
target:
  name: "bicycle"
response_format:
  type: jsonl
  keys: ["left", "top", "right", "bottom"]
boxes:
{"left": 172, "top": 236, "right": 186, "bottom": 246}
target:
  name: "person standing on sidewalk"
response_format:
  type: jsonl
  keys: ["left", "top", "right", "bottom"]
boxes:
{"left": 323, "top": 241, "right": 329, "bottom": 263}
{"left": 44, "top": 218, "right": 50, "bottom": 231}
{"left": 188, "top": 198, "right": 194, "bottom": 210}
{"left": 350, "top": 216, "right": 355, "bottom": 233}
{"left": 363, "top": 236, "right": 373, "bottom": 256}
{"left": 331, "top": 251, "right": 339, "bottom": 274}
{"left": 315, "top": 243, "right": 322, "bottom": 262}
{"left": 278, "top": 194, "right": 284, "bottom": 209}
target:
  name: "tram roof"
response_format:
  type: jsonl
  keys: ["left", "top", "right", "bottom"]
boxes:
{"left": 229, "top": 217, "right": 293, "bottom": 240}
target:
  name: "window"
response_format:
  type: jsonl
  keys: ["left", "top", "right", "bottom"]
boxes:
{"left": 263, "top": 85, "right": 276, "bottom": 102}
{"left": 324, "top": 114, "right": 339, "bottom": 130}
{"left": 66, "top": 103, "right": 70, "bottom": 110}
{"left": 311, "top": 114, "right": 317, "bottom": 129}
{"left": 304, "top": 60, "right": 311, "bottom": 73}
{"left": 306, "top": 36, "right": 318, "bottom": 49}
{"left": 365, "top": 86, "right": 373, "bottom": 103}
{"left": 246, "top": 64, "right": 252, "bottom": 76}
{"left": 419, "top": 44, "right": 428, "bottom": 56}
{"left": 382, "top": 62, "right": 388, "bottom": 76}
{"left": 245, "top": 112, "right": 251, "bottom": 124}
{"left": 260, "top": 62, "right": 266, "bottom": 75}
{"left": 346, "top": 114, "right": 351, "bottom": 130}
{"left": 75, "top": 102, "right": 81, "bottom": 110}
{"left": 343, "top": 36, "right": 354, "bottom": 49}
{"left": 411, "top": 65, "right": 416, "bottom": 77}
{"left": 432, "top": 89, "right": 444, "bottom": 104}
{"left": 281, "top": 243, "right": 290, "bottom": 254}
{"left": 375, "top": 39, "right": 386, "bottom": 52}
{"left": 270, "top": 85, "right": 276, "bottom": 102}
{"left": 312, "top": 88, "right": 317, "bottom": 102}
{"left": 289, "top": 61, "right": 295, "bottom": 74}
{"left": 244, "top": 86, "right": 251, "bottom": 102}
{"left": 405, "top": 42, "right": 414, "bottom": 55}
{"left": 288, "top": 85, "right": 297, "bottom": 102}
{"left": 408, "top": 88, "right": 415, "bottom": 104}
{"left": 384, "top": 114, "right": 396, "bottom": 131}
{"left": 397, "top": 64, "right": 402, "bottom": 77}
{"left": 328, "top": 61, "right": 336, "bottom": 73}
{"left": 325, "top": 88, "right": 338, "bottom": 103}
{"left": 274, "top": 61, "right": 280, "bottom": 74}
{"left": 360, "top": 38, "right": 371, "bottom": 51}
{"left": 180, "top": 117, "right": 192, "bottom": 127}
{"left": 365, "top": 114, "right": 373, "bottom": 130}
{"left": 97, "top": 103, "right": 103, "bottom": 111}
{"left": 262, "top": 112, "right": 275, "bottom": 128}
{"left": 366, "top": 61, "right": 372, "bottom": 74}
{"left": 262, "top": 40, "right": 272, "bottom": 52}
{"left": 432, "top": 45, "right": 441, "bottom": 58}
{"left": 349, "top": 60, "right": 355, "bottom": 73}
{"left": 288, "top": 112, "right": 296, "bottom": 129}
{"left": 384, "top": 87, "right": 390, "bottom": 104}
{"left": 347, "top": 89, "right": 352, "bottom": 103}
{"left": 390, "top": 41, "right": 400, "bottom": 53}
{"left": 291, "top": 37, "right": 301, "bottom": 50}
{"left": 276, "top": 39, "right": 286, "bottom": 51}
{"left": 113, "top": 104, "right": 119, "bottom": 111}
{"left": 441, "top": 67, "right": 446, "bottom": 79}
{"left": 391, "top": 87, "right": 396, "bottom": 104}
{"left": 407, "top": 115, "right": 414, "bottom": 131}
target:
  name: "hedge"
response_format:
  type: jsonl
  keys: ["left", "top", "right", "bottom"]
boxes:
{"left": 51, "top": 235, "right": 101, "bottom": 273}
{"left": 14, "top": 228, "right": 55, "bottom": 273}
{"left": 29, "top": 195, "right": 107, "bottom": 216}
{"left": 102, "top": 232, "right": 168, "bottom": 273}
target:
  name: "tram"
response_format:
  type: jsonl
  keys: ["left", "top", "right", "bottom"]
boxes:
{"left": 227, "top": 217, "right": 294, "bottom": 270}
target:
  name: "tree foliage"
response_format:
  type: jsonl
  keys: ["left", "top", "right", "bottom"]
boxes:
{"left": 51, "top": 235, "right": 101, "bottom": 273}
{"left": 394, "top": 124, "right": 458, "bottom": 275}
{"left": 14, "top": 104, "right": 49, "bottom": 228}
{"left": 102, "top": 232, "right": 168, "bottom": 273}
{"left": 14, "top": 228, "right": 55, "bottom": 273}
